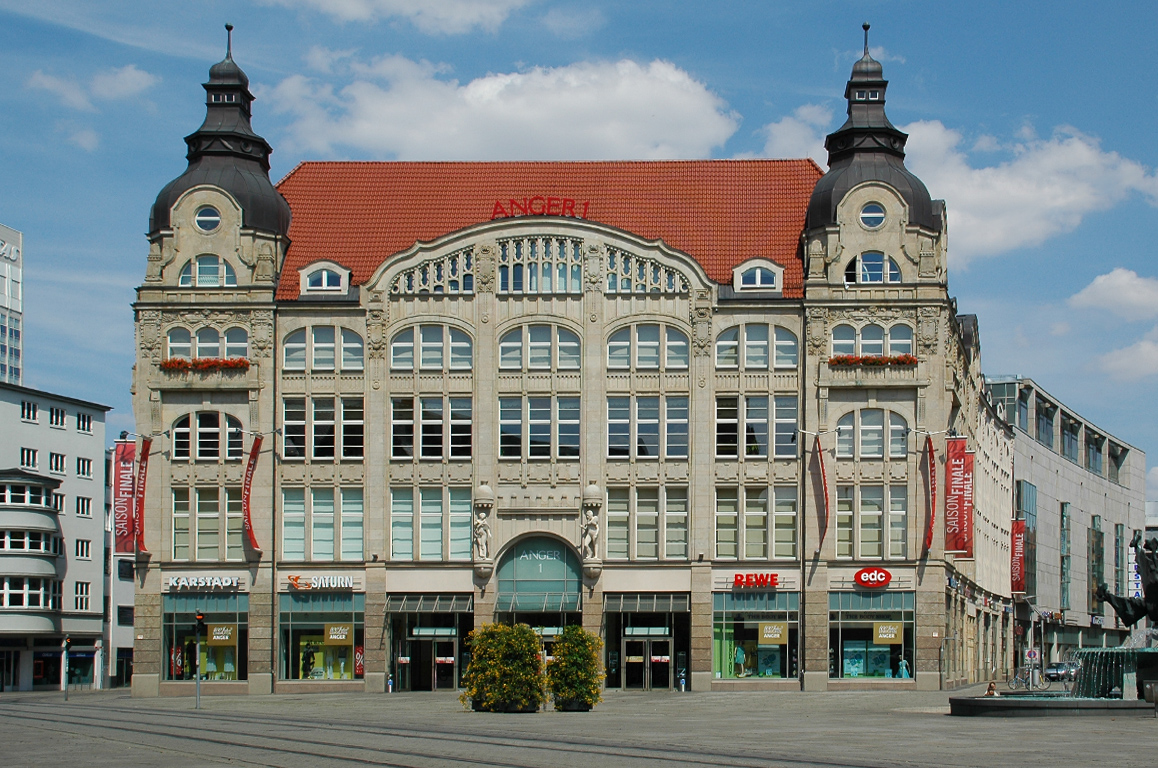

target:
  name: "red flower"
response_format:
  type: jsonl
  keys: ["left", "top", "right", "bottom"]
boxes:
{"left": 161, "top": 357, "right": 250, "bottom": 373}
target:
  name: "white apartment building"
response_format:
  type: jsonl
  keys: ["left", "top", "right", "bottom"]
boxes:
{"left": 0, "top": 223, "right": 22, "bottom": 385}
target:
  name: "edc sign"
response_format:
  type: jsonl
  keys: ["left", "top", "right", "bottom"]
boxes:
{"left": 853, "top": 567, "right": 892, "bottom": 589}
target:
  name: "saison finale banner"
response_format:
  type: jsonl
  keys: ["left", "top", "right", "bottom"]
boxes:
{"left": 112, "top": 441, "right": 136, "bottom": 553}
{"left": 944, "top": 438, "right": 975, "bottom": 557}
{"left": 1011, "top": 519, "right": 1027, "bottom": 594}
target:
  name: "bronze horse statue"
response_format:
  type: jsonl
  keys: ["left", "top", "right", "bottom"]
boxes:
{"left": 1096, "top": 531, "right": 1158, "bottom": 626}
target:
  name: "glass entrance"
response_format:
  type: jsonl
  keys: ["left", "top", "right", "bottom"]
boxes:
{"left": 622, "top": 638, "right": 672, "bottom": 690}
{"left": 0, "top": 651, "right": 18, "bottom": 692}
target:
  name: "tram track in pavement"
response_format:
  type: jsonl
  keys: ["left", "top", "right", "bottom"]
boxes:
{"left": 0, "top": 699, "right": 914, "bottom": 768}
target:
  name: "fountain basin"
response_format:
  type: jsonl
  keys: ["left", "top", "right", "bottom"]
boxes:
{"left": 950, "top": 694, "right": 1153, "bottom": 717}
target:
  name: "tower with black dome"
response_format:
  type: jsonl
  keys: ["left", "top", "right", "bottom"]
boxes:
{"left": 131, "top": 26, "right": 283, "bottom": 697}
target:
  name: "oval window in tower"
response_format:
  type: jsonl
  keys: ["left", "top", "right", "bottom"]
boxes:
{"left": 195, "top": 206, "right": 221, "bottom": 232}
{"left": 859, "top": 203, "right": 885, "bottom": 229}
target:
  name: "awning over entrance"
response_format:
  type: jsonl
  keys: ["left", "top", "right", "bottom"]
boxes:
{"left": 385, "top": 594, "right": 474, "bottom": 613}
{"left": 496, "top": 536, "right": 582, "bottom": 613}
{"left": 604, "top": 593, "right": 691, "bottom": 613}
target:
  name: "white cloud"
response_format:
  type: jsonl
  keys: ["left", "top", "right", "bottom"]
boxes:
{"left": 760, "top": 104, "right": 830, "bottom": 166}
{"left": 1070, "top": 268, "right": 1158, "bottom": 321}
{"left": 28, "top": 70, "right": 94, "bottom": 111}
{"left": 902, "top": 121, "right": 1158, "bottom": 264}
{"left": 869, "top": 46, "right": 905, "bottom": 64}
{"left": 306, "top": 46, "right": 357, "bottom": 74}
{"left": 69, "top": 128, "right": 99, "bottom": 151}
{"left": 267, "top": 56, "right": 738, "bottom": 160}
{"left": 541, "top": 6, "right": 605, "bottom": 38}
{"left": 1098, "top": 326, "right": 1158, "bottom": 381}
{"left": 264, "top": 0, "right": 535, "bottom": 34}
{"left": 90, "top": 64, "right": 159, "bottom": 99}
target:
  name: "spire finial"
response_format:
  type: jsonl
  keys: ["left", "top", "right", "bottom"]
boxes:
{"left": 225, "top": 23, "right": 233, "bottom": 58}
{"left": 862, "top": 22, "right": 870, "bottom": 56}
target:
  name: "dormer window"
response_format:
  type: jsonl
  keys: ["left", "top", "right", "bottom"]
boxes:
{"left": 178, "top": 255, "right": 237, "bottom": 287}
{"left": 307, "top": 269, "right": 342, "bottom": 291}
{"left": 844, "top": 252, "right": 901, "bottom": 285}
{"left": 732, "top": 259, "right": 784, "bottom": 294}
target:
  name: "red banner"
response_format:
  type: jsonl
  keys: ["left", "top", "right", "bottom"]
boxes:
{"left": 242, "top": 435, "right": 263, "bottom": 553}
{"left": 944, "top": 438, "right": 974, "bottom": 557}
{"left": 112, "top": 441, "right": 136, "bottom": 554}
{"left": 815, "top": 434, "right": 830, "bottom": 552}
{"left": 134, "top": 437, "right": 152, "bottom": 554}
{"left": 923, "top": 435, "right": 936, "bottom": 553}
{"left": 1011, "top": 519, "right": 1027, "bottom": 593}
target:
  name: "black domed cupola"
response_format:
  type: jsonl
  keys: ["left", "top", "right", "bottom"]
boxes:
{"left": 806, "top": 24, "right": 939, "bottom": 232}
{"left": 150, "top": 24, "right": 291, "bottom": 237}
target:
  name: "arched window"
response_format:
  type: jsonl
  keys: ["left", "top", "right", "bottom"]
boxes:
{"left": 499, "top": 325, "right": 579, "bottom": 372}
{"left": 342, "top": 329, "right": 364, "bottom": 371}
{"left": 834, "top": 409, "right": 910, "bottom": 461}
{"left": 391, "top": 326, "right": 472, "bottom": 372}
{"left": 224, "top": 327, "right": 248, "bottom": 359}
{"left": 196, "top": 328, "right": 220, "bottom": 359}
{"left": 888, "top": 325, "right": 913, "bottom": 355}
{"left": 718, "top": 324, "right": 798, "bottom": 370}
{"left": 608, "top": 324, "right": 688, "bottom": 370}
{"left": 306, "top": 268, "right": 342, "bottom": 290}
{"left": 167, "top": 328, "right": 191, "bottom": 359}
{"left": 284, "top": 329, "right": 306, "bottom": 370}
{"left": 178, "top": 256, "right": 237, "bottom": 287}
{"left": 845, "top": 253, "right": 902, "bottom": 285}
{"left": 836, "top": 413, "right": 855, "bottom": 458}
{"left": 889, "top": 413, "right": 909, "bottom": 457}
{"left": 715, "top": 328, "right": 739, "bottom": 368}
{"left": 832, "top": 325, "right": 856, "bottom": 356}
{"left": 860, "top": 409, "right": 884, "bottom": 457}
{"left": 774, "top": 328, "right": 798, "bottom": 368}
{"left": 860, "top": 325, "right": 884, "bottom": 356}
{"left": 172, "top": 413, "right": 244, "bottom": 461}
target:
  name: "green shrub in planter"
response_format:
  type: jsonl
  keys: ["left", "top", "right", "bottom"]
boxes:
{"left": 459, "top": 623, "right": 545, "bottom": 713}
{"left": 545, "top": 625, "right": 604, "bottom": 711}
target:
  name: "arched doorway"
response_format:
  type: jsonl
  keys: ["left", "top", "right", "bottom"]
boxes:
{"left": 495, "top": 536, "right": 582, "bottom": 636}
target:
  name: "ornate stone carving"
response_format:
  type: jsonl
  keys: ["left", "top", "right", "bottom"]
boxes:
{"left": 475, "top": 245, "right": 496, "bottom": 293}
{"left": 918, "top": 306, "right": 939, "bottom": 354}
{"left": 144, "top": 241, "right": 165, "bottom": 282}
{"left": 691, "top": 289, "right": 713, "bottom": 357}
{"left": 254, "top": 242, "right": 276, "bottom": 282}
{"left": 139, "top": 310, "right": 162, "bottom": 363}
{"left": 807, "top": 238, "right": 826, "bottom": 278}
{"left": 806, "top": 307, "right": 827, "bottom": 355}
{"left": 366, "top": 309, "right": 387, "bottom": 360}
{"left": 473, "top": 507, "right": 492, "bottom": 560}
{"left": 250, "top": 311, "right": 274, "bottom": 360}
{"left": 584, "top": 244, "right": 604, "bottom": 294}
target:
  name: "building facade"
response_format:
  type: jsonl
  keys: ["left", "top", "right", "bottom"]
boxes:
{"left": 0, "top": 382, "right": 109, "bottom": 690}
{"left": 130, "top": 40, "right": 1037, "bottom": 697}
{"left": 0, "top": 223, "right": 22, "bottom": 385}
{"left": 987, "top": 376, "right": 1146, "bottom": 662}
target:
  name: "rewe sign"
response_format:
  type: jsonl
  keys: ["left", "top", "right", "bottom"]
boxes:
{"left": 854, "top": 567, "right": 892, "bottom": 589}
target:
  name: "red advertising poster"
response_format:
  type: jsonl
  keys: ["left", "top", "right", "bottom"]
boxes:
{"left": 944, "top": 438, "right": 974, "bottom": 557}
{"left": 815, "top": 435, "right": 830, "bottom": 550}
{"left": 134, "top": 437, "right": 152, "bottom": 554}
{"left": 355, "top": 645, "right": 365, "bottom": 677}
{"left": 1011, "top": 519, "right": 1027, "bottom": 594}
{"left": 923, "top": 435, "right": 936, "bottom": 553}
{"left": 242, "top": 435, "right": 263, "bottom": 552}
{"left": 112, "top": 441, "right": 136, "bottom": 554}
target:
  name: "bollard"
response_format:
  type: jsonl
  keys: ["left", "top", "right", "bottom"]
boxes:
{"left": 388, "top": 674, "right": 393, "bottom": 693}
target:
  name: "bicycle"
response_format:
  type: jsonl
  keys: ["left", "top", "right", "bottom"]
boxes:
{"left": 1007, "top": 666, "right": 1051, "bottom": 691}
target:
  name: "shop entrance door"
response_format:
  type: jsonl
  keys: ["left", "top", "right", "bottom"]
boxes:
{"left": 433, "top": 640, "right": 456, "bottom": 690}
{"left": 409, "top": 639, "right": 458, "bottom": 691}
{"left": 0, "top": 651, "right": 17, "bottom": 692}
{"left": 622, "top": 638, "right": 672, "bottom": 690}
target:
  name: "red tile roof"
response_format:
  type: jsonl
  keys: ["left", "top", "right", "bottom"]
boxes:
{"left": 275, "top": 160, "right": 822, "bottom": 300}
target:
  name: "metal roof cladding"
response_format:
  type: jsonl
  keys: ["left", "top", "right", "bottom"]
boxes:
{"left": 274, "top": 159, "right": 823, "bottom": 301}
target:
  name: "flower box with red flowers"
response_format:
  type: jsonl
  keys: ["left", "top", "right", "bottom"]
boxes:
{"left": 160, "top": 357, "right": 250, "bottom": 373}
{"left": 827, "top": 354, "right": 917, "bottom": 367}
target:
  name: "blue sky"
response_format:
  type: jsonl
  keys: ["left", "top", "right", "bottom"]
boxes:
{"left": 1, "top": 0, "right": 1155, "bottom": 499}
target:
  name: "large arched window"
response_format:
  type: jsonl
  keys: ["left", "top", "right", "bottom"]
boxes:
{"left": 844, "top": 252, "right": 902, "bottom": 285}
{"left": 831, "top": 324, "right": 914, "bottom": 358}
{"left": 167, "top": 328, "right": 192, "bottom": 359}
{"left": 284, "top": 327, "right": 366, "bottom": 372}
{"left": 178, "top": 255, "right": 237, "bottom": 287}
{"left": 171, "top": 413, "right": 243, "bottom": 461}
{"left": 831, "top": 325, "right": 856, "bottom": 357}
{"left": 224, "top": 328, "right": 248, "bottom": 359}
{"left": 390, "top": 325, "right": 472, "bottom": 372}
{"left": 888, "top": 325, "right": 913, "bottom": 355}
{"left": 196, "top": 328, "right": 220, "bottom": 359}
{"left": 499, "top": 325, "right": 580, "bottom": 371}
{"left": 834, "top": 409, "right": 910, "bottom": 460}
{"left": 607, "top": 324, "right": 688, "bottom": 370}
{"left": 715, "top": 324, "right": 798, "bottom": 370}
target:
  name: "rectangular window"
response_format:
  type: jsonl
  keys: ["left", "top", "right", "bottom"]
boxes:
{"left": 20, "top": 448, "right": 36, "bottom": 469}
{"left": 173, "top": 489, "right": 191, "bottom": 560}
{"left": 449, "top": 488, "right": 472, "bottom": 561}
{"left": 606, "top": 488, "right": 629, "bottom": 559}
{"left": 419, "top": 488, "right": 443, "bottom": 560}
{"left": 716, "top": 397, "right": 739, "bottom": 457}
{"left": 553, "top": 396, "right": 579, "bottom": 457}
{"left": 393, "top": 396, "right": 471, "bottom": 460}
{"left": 75, "top": 539, "right": 91, "bottom": 559}
{"left": 836, "top": 486, "right": 853, "bottom": 559}
{"left": 20, "top": 401, "right": 37, "bottom": 421}
{"left": 636, "top": 325, "right": 660, "bottom": 369}
{"left": 225, "top": 488, "right": 243, "bottom": 560}
{"left": 774, "top": 396, "right": 798, "bottom": 458}
{"left": 1061, "top": 417, "right": 1080, "bottom": 462}
{"left": 636, "top": 397, "right": 660, "bottom": 458}
{"left": 743, "top": 324, "right": 769, "bottom": 368}
{"left": 76, "top": 457, "right": 92, "bottom": 478}
{"left": 499, "top": 397, "right": 522, "bottom": 458}
{"left": 1035, "top": 398, "right": 1055, "bottom": 449}
{"left": 744, "top": 487, "right": 768, "bottom": 559}
{"left": 420, "top": 397, "right": 444, "bottom": 459}
{"left": 859, "top": 486, "right": 884, "bottom": 559}
{"left": 859, "top": 409, "right": 884, "bottom": 458}
{"left": 392, "top": 398, "right": 415, "bottom": 458}
{"left": 342, "top": 398, "right": 364, "bottom": 459}
{"left": 1086, "top": 435, "right": 1104, "bottom": 475}
{"left": 715, "top": 488, "right": 739, "bottom": 559}
{"left": 117, "top": 605, "right": 134, "bottom": 626}
{"left": 311, "top": 488, "right": 335, "bottom": 560}
{"left": 420, "top": 325, "right": 444, "bottom": 369}
{"left": 500, "top": 396, "right": 578, "bottom": 460}
{"left": 635, "top": 488, "right": 660, "bottom": 559}
{"left": 283, "top": 488, "right": 306, "bottom": 561}
{"left": 1060, "top": 502, "right": 1071, "bottom": 611}
{"left": 49, "top": 407, "right": 66, "bottom": 427}
{"left": 665, "top": 487, "right": 688, "bottom": 559}
{"left": 283, "top": 398, "right": 306, "bottom": 459}
{"left": 449, "top": 398, "right": 473, "bottom": 458}
{"left": 50, "top": 492, "right": 64, "bottom": 512}
{"left": 312, "top": 398, "right": 336, "bottom": 459}
{"left": 341, "top": 488, "right": 364, "bottom": 562}
{"left": 312, "top": 326, "right": 335, "bottom": 370}
{"left": 390, "top": 488, "right": 414, "bottom": 561}
{"left": 774, "top": 487, "right": 798, "bottom": 559}
{"left": 666, "top": 396, "right": 689, "bottom": 458}
{"left": 77, "top": 413, "right": 93, "bottom": 433}
{"left": 744, "top": 396, "right": 769, "bottom": 457}
{"left": 889, "top": 486, "right": 907, "bottom": 559}
{"left": 49, "top": 453, "right": 66, "bottom": 473}
{"left": 608, "top": 397, "right": 630, "bottom": 457}
{"left": 74, "top": 581, "right": 90, "bottom": 611}
{"left": 196, "top": 488, "right": 221, "bottom": 560}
